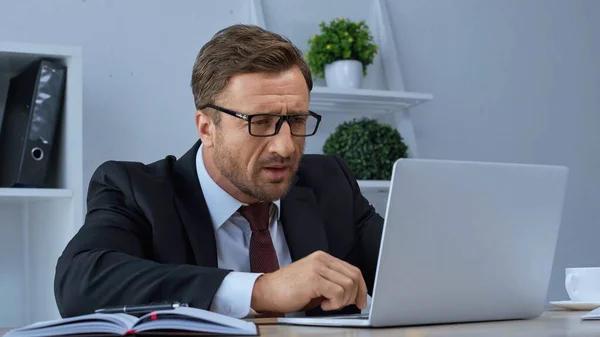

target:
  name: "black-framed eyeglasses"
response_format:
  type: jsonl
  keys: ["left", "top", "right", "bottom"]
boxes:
{"left": 199, "top": 104, "right": 322, "bottom": 137}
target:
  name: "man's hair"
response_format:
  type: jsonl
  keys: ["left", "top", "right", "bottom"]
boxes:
{"left": 191, "top": 24, "right": 313, "bottom": 123}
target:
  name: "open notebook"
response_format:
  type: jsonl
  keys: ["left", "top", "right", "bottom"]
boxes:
{"left": 4, "top": 306, "right": 258, "bottom": 336}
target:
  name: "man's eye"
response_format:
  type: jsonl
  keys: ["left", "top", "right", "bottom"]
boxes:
{"left": 291, "top": 117, "right": 307, "bottom": 124}
{"left": 251, "top": 116, "right": 277, "bottom": 125}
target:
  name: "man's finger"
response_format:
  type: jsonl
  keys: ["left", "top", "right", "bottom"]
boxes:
{"left": 337, "top": 260, "right": 368, "bottom": 310}
{"left": 315, "top": 277, "right": 346, "bottom": 311}
{"left": 317, "top": 265, "right": 356, "bottom": 307}
{"left": 322, "top": 259, "right": 360, "bottom": 307}
{"left": 325, "top": 257, "right": 367, "bottom": 309}
{"left": 301, "top": 297, "right": 324, "bottom": 311}
{"left": 337, "top": 261, "right": 368, "bottom": 309}
{"left": 314, "top": 253, "right": 368, "bottom": 309}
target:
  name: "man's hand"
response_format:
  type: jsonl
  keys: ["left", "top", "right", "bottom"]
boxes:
{"left": 250, "top": 251, "right": 368, "bottom": 314}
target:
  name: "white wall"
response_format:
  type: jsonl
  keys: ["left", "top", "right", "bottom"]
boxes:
{"left": 0, "top": 0, "right": 248, "bottom": 193}
{"left": 388, "top": 0, "right": 600, "bottom": 301}
{"left": 0, "top": 0, "right": 598, "bottom": 302}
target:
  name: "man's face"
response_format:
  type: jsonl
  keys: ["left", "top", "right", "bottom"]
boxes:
{"left": 198, "top": 66, "right": 309, "bottom": 203}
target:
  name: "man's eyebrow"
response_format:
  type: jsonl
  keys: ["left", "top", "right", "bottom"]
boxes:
{"left": 254, "top": 107, "right": 309, "bottom": 114}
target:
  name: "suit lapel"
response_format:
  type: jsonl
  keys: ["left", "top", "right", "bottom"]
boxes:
{"left": 172, "top": 139, "right": 218, "bottom": 268}
{"left": 171, "top": 140, "right": 329, "bottom": 267}
{"left": 281, "top": 180, "right": 330, "bottom": 261}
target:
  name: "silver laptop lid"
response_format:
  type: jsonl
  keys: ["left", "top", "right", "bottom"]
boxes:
{"left": 369, "top": 159, "right": 568, "bottom": 327}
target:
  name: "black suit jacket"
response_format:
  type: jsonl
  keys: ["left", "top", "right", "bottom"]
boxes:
{"left": 54, "top": 140, "right": 384, "bottom": 317}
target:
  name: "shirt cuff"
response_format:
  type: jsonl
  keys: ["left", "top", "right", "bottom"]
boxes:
{"left": 209, "top": 272, "right": 262, "bottom": 318}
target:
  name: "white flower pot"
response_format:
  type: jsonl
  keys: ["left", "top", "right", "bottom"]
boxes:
{"left": 324, "top": 60, "right": 363, "bottom": 89}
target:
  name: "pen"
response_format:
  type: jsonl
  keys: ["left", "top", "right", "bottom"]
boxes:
{"left": 95, "top": 302, "right": 189, "bottom": 314}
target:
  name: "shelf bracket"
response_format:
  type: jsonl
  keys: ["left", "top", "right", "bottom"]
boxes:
{"left": 249, "top": 0, "right": 267, "bottom": 29}
{"left": 374, "top": 0, "right": 405, "bottom": 92}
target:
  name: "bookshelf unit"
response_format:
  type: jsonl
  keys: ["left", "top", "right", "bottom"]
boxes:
{"left": 309, "top": 86, "right": 431, "bottom": 195}
{"left": 250, "top": 0, "right": 433, "bottom": 213}
{"left": 0, "top": 42, "right": 83, "bottom": 328}
{"left": 309, "top": 86, "right": 432, "bottom": 115}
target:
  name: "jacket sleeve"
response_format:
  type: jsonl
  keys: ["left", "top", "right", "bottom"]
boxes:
{"left": 332, "top": 155, "right": 384, "bottom": 296}
{"left": 54, "top": 161, "right": 230, "bottom": 317}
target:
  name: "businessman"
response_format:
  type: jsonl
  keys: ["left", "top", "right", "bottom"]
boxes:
{"left": 54, "top": 24, "right": 384, "bottom": 319}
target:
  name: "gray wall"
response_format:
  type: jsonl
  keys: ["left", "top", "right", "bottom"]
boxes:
{"left": 0, "top": 0, "right": 598, "bottom": 302}
{"left": 0, "top": 0, "right": 248, "bottom": 182}
{"left": 388, "top": 0, "right": 600, "bottom": 302}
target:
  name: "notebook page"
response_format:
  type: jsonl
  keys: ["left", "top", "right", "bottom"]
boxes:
{"left": 5, "top": 322, "right": 125, "bottom": 337}
{"left": 135, "top": 319, "right": 257, "bottom": 335}
{"left": 135, "top": 307, "right": 256, "bottom": 333}
{"left": 4, "top": 313, "right": 138, "bottom": 336}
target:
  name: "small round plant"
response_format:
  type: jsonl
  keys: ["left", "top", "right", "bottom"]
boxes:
{"left": 323, "top": 118, "right": 408, "bottom": 180}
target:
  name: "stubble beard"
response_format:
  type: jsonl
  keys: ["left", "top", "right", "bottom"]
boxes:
{"left": 212, "top": 133, "right": 302, "bottom": 202}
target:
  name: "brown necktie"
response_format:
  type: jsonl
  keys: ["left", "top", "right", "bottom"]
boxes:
{"left": 239, "top": 202, "right": 283, "bottom": 317}
{"left": 239, "top": 202, "right": 280, "bottom": 273}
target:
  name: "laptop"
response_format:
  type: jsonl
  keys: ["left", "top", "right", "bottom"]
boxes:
{"left": 271, "top": 158, "right": 569, "bottom": 327}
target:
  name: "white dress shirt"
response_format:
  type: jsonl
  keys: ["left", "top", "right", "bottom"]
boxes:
{"left": 196, "top": 144, "right": 293, "bottom": 318}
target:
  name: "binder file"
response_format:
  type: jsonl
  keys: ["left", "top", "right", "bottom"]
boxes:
{"left": 0, "top": 59, "right": 66, "bottom": 188}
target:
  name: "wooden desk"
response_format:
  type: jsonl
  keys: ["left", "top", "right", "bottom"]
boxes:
{"left": 1, "top": 311, "right": 598, "bottom": 336}
{"left": 256, "top": 311, "right": 599, "bottom": 337}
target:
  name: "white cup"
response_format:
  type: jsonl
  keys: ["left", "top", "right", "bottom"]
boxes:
{"left": 565, "top": 267, "right": 600, "bottom": 302}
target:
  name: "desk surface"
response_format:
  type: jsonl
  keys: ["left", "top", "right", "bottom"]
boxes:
{"left": 256, "top": 310, "right": 598, "bottom": 337}
{"left": 1, "top": 310, "right": 598, "bottom": 336}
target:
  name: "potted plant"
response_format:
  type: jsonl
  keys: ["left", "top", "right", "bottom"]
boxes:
{"left": 323, "top": 118, "right": 408, "bottom": 180}
{"left": 306, "top": 17, "right": 379, "bottom": 89}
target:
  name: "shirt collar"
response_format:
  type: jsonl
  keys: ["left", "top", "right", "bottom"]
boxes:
{"left": 196, "top": 144, "right": 281, "bottom": 230}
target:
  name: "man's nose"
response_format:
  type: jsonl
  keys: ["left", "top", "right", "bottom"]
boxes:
{"left": 268, "top": 122, "right": 295, "bottom": 157}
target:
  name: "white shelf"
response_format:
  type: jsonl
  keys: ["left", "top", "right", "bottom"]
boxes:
{"left": 358, "top": 180, "right": 390, "bottom": 193}
{"left": 252, "top": 0, "right": 434, "bottom": 160}
{"left": 0, "top": 41, "right": 83, "bottom": 328}
{"left": 310, "top": 86, "right": 433, "bottom": 114}
{"left": 0, "top": 41, "right": 81, "bottom": 74}
{"left": 0, "top": 188, "right": 72, "bottom": 201}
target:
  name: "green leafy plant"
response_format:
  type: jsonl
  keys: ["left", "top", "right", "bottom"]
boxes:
{"left": 323, "top": 118, "right": 408, "bottom": 180}
{"left": 306, "top": 17, "right": 379, "bottom": 79}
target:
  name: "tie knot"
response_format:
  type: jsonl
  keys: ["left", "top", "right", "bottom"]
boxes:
{"left": 239, "top": 202, "right": 271, "bottom": 232}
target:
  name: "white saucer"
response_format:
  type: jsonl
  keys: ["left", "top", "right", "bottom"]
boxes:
{"left": 550, "top": 300, "right": 600, "bottom": 311}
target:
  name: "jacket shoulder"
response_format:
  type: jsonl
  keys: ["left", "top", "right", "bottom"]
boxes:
{"left": 89, "top": 156, "right": 179, "bottom": 194}
{"left": 92, "top": 156, "right": 177, "bottom": 180}
{"left": 299, "top": 153, "right": 341, "bottom": 172}
{"left": 298, "top": 154, "right": 357, "bottom": 189}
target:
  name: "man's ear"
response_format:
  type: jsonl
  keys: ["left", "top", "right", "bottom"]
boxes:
{"left": 196, "top": 110, "right": 215, "bottom": 148}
